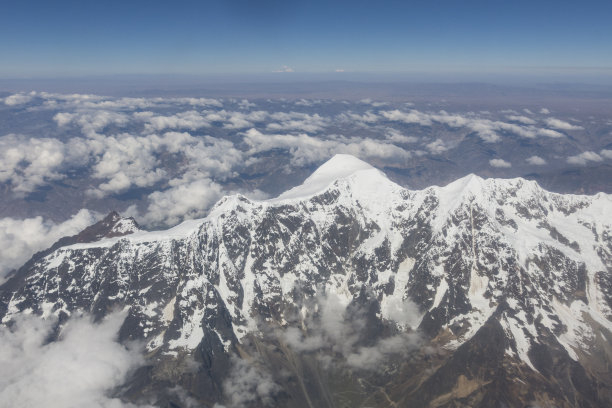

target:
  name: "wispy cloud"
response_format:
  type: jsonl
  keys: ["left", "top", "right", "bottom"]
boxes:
{"left": 567, "top": 151, "right": 603, "bottom": 165}
{"left": 220, "top": 291, "right": 421, "bottom": 406}
{"left": 272, "top": 65, "right": 294, "bottom": 73}
{"left": 0, "top": 311, "right": 146, "bottom": 408}
{"left": 506, "top": 115, "right": 536, "bottom": 125}
{"left": 381, "top": 109, "right": 564, "bottom": 142}
{"left": 544, "top": 117, "right": 583, "bottom": 131}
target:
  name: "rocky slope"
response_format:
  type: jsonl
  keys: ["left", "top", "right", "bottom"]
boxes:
{"left": 1, "top": 154, "right": 611, "bottom": 407}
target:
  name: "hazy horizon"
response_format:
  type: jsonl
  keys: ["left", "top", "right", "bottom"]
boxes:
{"left": 2, "top": 0, "right": 611, "bottom": 78}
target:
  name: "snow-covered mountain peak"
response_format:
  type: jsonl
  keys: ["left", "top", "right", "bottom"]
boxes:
{"left": 444, "top": 172, "right": 484, "bottom": 191}
{"left": 436, "top": 173, "right": 537, "bottom": 200}
{"left": 108, "top": 216, "right": 140, "bottom": 236}
{"left": 308, "top": 153, "right": 374, "bottom": 178}
{"left": 271, "top": 154, "right": 389, "bottom": 201}
{"left": 436, "top": 173, "right": 484, "bottom": 202}
{"left": 433, "top": 174, "right": 546, "bottom": 213}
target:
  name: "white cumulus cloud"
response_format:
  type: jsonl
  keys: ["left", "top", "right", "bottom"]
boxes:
{"left": 600, "top": 149, "right": 612, "bottom": 159}
{"left": 135, "top": 111, "right": 211, "bottom": 132}
{"left": 0, "top": 209, "right": 99, "bottom": 281}
{"left": 0, "top": 135, "right": 68, "bottom": 194}
{"left": 132, "top": 175, "right": 225, "bottom": 227}
{"left": 425, "top": 139, "right": 448, "bottom": 154}
{"left": 489, "top": 158, "right": 512, "bottom": 168}
{"left": 266, "top": 112, "right": 329, "bottom": 133}
{"left": 526, "top": 156, "right": 547, "bottom": 166}
{"left": 4, "top": 92, "right": 34, "bottom": 106}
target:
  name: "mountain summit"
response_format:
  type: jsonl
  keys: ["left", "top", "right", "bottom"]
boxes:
{"left": 1, "top": 155, "right": 611, "bottom": 407}
{"left": 273, "top": 154, "right": 380, "bottom": 201}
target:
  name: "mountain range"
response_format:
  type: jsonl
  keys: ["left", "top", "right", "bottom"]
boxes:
{"left": 1, "top": 154, "right": 611, "bottom": 407}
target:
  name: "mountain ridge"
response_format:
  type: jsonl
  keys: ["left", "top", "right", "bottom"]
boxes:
{"left": 52, "top": 155, "right": 611, "bottom": 252}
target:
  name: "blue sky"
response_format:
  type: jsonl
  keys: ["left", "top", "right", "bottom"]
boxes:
{"left": 1, "top": 0, "right": 611, "bottom": 77}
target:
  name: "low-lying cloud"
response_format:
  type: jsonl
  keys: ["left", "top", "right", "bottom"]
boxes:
{"left": 221, "top": 357, "right": 281, "bottom": 408}
{"left": 218, "top": 290, "right": 422, "bottom": 407}
{"left": 0, "top": 209, "right": 99, "bottom": 281}
{"left": 0, "top": 311, "right": 147, "bottom": 408}
{"left": 131, "top": 176, "right": 225, "bottom": 227}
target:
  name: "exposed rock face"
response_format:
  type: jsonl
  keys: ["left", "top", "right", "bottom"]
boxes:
{"left": 1, "top": 155, "right": 611, "bottom": 407}
{"left": 0, "top": 211, "right": 140, "bottom": 317}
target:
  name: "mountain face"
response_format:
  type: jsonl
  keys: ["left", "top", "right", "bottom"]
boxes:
{"left": 1, "top": 154, "right": 611, "bottom": 407}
